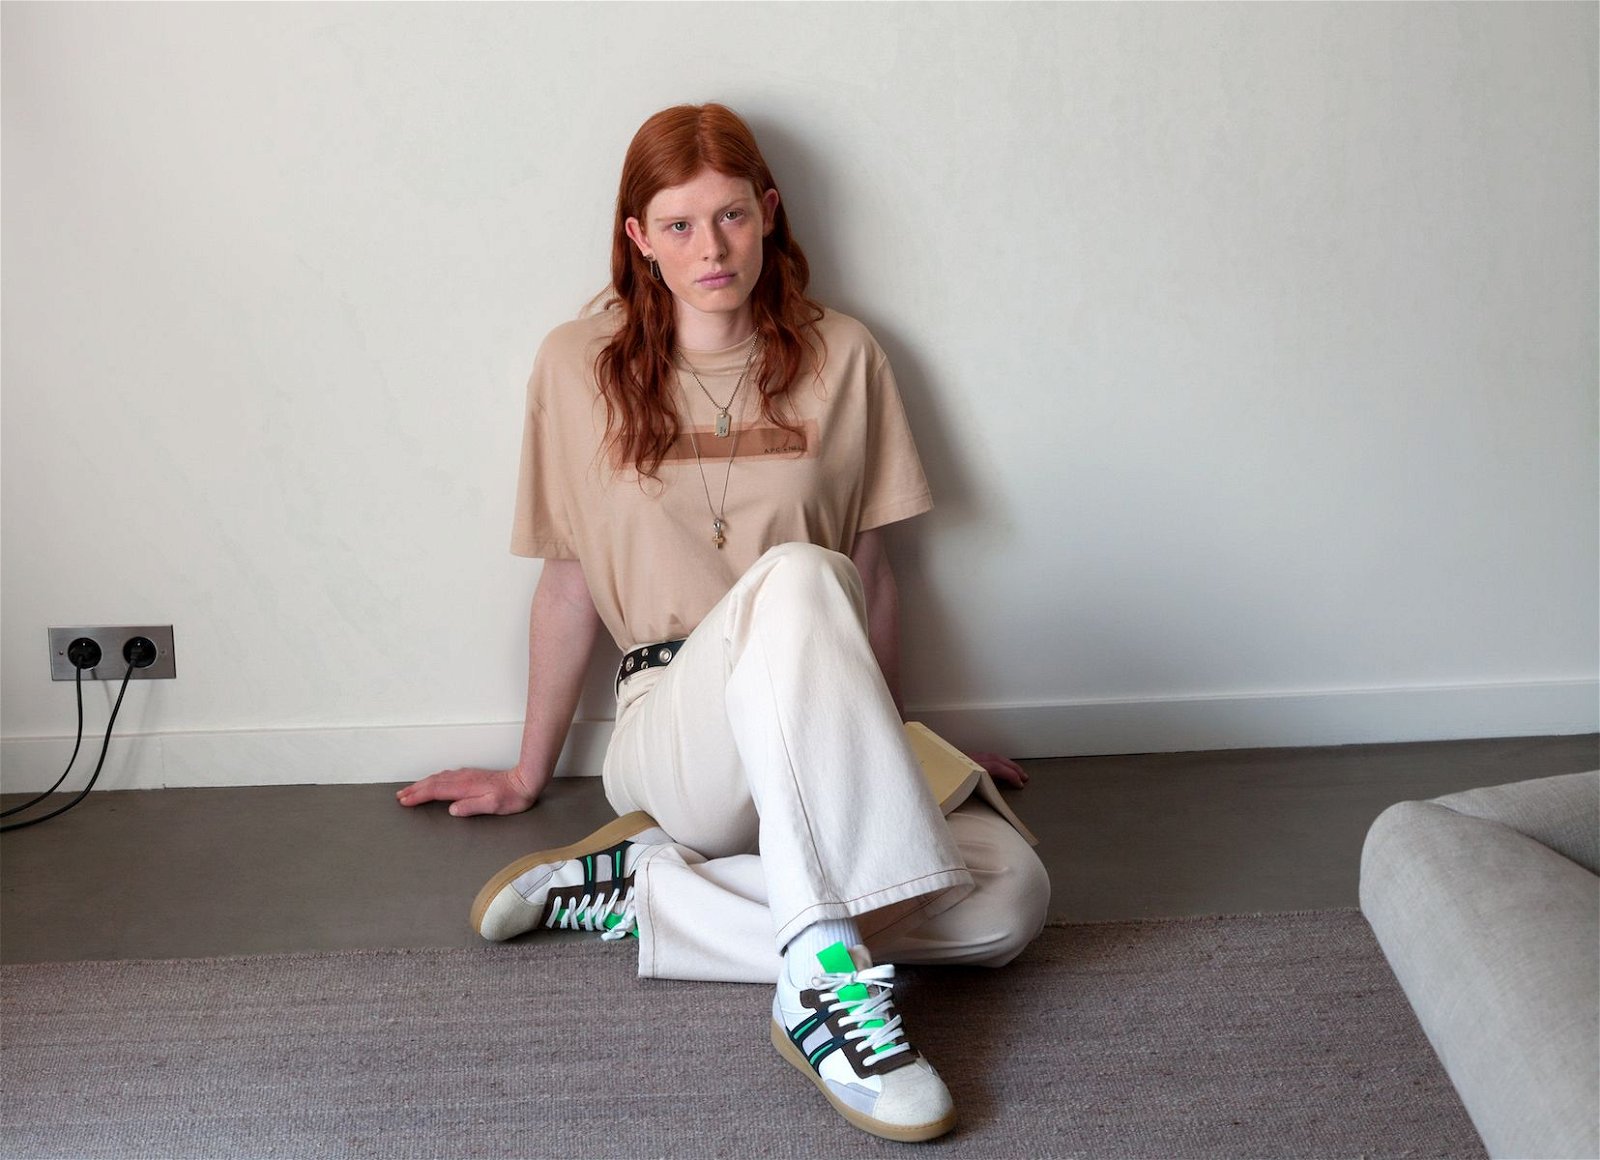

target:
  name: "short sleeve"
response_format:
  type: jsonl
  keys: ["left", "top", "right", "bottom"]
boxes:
{"left": 509, "top": 354, "right": 580, "bottom": 560}
{"left": 858, "top": 352, "right": 934, "bottom": 531}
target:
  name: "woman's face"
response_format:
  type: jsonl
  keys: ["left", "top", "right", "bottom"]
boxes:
{"left": 625, "top": 168, "right": 779, "bottom": 340}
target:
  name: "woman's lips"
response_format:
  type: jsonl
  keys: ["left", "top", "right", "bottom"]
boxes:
{"left": 697, "top": 272, "right": 735, "bottom": 289}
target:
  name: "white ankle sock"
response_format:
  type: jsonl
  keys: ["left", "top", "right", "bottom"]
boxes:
{"left": 783, "top": 917, "right": 862, "bottom": 984}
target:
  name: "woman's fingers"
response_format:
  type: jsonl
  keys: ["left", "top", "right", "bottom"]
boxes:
{"left": 399, "top": 767, "right": 541, "bottom": 816}
{"left": 397, "top": 768, "right": 489, "bottom": 808}
{"left": 448, "top": 792, "right": 496, "bottom": 818}
{"left": 970, "top": 751, "right": 1029, "bottom": 788}
{"left": 396, "top": 774, "right": 444, "bottom": 807}
{"left": 396, "top": 771, "right": 452, "bottom": 806}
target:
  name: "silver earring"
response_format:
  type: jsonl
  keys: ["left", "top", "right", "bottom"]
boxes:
{"left": 647, "top": 256, "right": 660, "bottom": 282}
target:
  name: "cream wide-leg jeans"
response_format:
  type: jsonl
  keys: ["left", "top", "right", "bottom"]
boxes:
{"left": 601, "top": 542, "right": 1051, "bottom": 984}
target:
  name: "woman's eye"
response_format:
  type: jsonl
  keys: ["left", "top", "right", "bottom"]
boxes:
{"left": 723, "top": 209, "right": 745, "bottom": 222}
{"left": 669, "top": 222, "right": 689, "bottom": 234}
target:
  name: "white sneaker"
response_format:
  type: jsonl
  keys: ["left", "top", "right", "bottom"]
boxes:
{"left": 772, "top": 941, "right": 956, "bottom": 1142}
{"left": 469, "top": 811, "right": 668, "bottom": 942}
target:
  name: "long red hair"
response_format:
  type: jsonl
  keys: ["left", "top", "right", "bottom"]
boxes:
{"left": 594, "top": 104, "right": 823, "bottom": 479}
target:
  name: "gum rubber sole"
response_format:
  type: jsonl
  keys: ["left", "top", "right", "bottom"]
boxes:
{"left": 769, "top": 1018, "right": 957, "bottom": 1143}
{"left": 468, "top": 810, "right": 658, "bottom": 937}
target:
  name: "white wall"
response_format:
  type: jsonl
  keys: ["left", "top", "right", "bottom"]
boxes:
{"left": 3, "top": 2, "right": 1595, "bottom": 790}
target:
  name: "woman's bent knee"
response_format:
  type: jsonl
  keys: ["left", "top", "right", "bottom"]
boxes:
{"left": 946, "top": 804, "right": 1052, "bottom": 967}
{"left": 949, "top": 845, "right": 1049, "bottom": 967}
{"left": 983, "top": 848, "right": 1052, "bottom": 966}
{"left": 758, "top": 541, "right": 843, "bottom": 563}
{"left": 754, "top": 541, "right": 856, "bottom": 583}
{"left": 737, "top": 542, "right": 865, "bottom": 621}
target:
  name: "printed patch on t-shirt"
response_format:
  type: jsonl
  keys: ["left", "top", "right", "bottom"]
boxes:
{"left": 660, "top": 419, "right": 818, "bottom": 463}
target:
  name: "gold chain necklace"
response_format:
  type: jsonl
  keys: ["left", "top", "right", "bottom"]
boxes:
{"left": 680, "top": 337, "right": 761, "bottom": 549}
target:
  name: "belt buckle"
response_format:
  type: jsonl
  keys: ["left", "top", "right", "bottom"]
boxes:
{"left": 616, "top": 639, "right": 684, "bottom": 696}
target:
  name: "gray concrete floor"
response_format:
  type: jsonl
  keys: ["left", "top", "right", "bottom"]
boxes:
{"left": 1, "top": 733, "right": 1595, "bottom": 964}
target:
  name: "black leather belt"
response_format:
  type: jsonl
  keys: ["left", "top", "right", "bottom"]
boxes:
{"left": 616, "top": 638, "right": 687, "bottom": 694}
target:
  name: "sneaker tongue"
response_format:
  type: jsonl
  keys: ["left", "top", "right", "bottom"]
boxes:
{"left": 816, "top": 942, "right": 857, "bottom": 975}
{"left": 817, "top": 941, "right": 892, "bottom": 1045}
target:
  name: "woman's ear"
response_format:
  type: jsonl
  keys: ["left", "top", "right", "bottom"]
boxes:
{"left": 624, "top": 216, "right": 652, "bottom": 258}
{"left": 761, "top": 188, "right": 780, "bottom": 236}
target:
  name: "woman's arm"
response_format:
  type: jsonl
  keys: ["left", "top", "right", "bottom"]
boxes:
{"left": 850, "top": 528, "right": 906, "bottom": 718}
{"left": 850, "top": 529, "right": 1028, "bottom": 788}
{"left": 396, "top": 558, "right": 603, "bottom": 816}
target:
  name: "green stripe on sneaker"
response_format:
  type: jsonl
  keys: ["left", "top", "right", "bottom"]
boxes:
{"left": 791, "top": 1012, "right": 826, "bottom": 1041}
{"left": 807, "top": 1039, "right": 840, "bottom": 1068}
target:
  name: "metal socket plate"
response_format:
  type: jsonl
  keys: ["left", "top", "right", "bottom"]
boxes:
{"left": 48, "top": 625, "right": 177, "bottom": 681}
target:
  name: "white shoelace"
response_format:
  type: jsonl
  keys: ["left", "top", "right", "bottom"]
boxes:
{"left": 545, "top": 885, "right": 638, "bottom": 941}
{"left": 817, "top": 963, "right": 912, "bottom": 1060}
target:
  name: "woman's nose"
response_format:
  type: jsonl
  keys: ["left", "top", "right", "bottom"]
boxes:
{"left": 704, "top": 226, "right": 728, "bottom": 260}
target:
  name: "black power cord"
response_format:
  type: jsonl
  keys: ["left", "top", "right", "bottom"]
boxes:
{"left": 1, "top": 636, "right": 156, "bottom": 834}
{"left": 1, "top": 638, "right": 100, "bottom": 819}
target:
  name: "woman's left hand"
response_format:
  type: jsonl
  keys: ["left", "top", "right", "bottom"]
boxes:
{"left": 970, "top": 752, "right": 1028, "bottom": 789}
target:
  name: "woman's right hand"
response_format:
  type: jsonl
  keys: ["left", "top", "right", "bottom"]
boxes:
{"left": 395, "top": 765, "right": 545, "bottom": 817}
{"left": 401, "top": 560, "right": 596, "bottom": 820}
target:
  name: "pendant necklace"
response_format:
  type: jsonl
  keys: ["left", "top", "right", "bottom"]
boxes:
{"left": 685, "top": 411, "right": 740, "bottom": 549}
{"left": 680, "top": 336, "right": 762, "bottom": 549}
{"left": 681, "top": 334, "right": 760, "bottom": 439}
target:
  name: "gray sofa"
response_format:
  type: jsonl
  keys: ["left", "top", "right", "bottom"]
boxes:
{"left": 1360, "top": 769, "right": 1599, "bottom": 1159}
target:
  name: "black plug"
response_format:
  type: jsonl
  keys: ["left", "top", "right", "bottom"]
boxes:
{"left": 66, "top": 637, "right": 102, "bottom": 670}
{"left": 123, "top": 636, "right": 158, "bottom": 669}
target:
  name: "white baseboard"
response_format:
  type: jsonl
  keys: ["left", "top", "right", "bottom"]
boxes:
{"left": 914, "top": 679, "right": 1600, "bottom": 759}
{"left": 1, "top": 679, "right": 1595, "bottom": 793}
{"left": 0, "top": 720, "right": 611, "bottom": 795}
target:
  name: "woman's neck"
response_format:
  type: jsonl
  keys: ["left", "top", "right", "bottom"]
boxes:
{"left": 674, "top": 305, "right": 756, "bottom": 353}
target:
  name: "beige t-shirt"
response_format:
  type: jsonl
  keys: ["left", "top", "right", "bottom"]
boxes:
{"left": 510, "top": 307, "right": 933, "bottom": 650}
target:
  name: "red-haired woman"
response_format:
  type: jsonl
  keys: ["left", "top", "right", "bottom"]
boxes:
{"left": 399, "top": 104, "right": 1049, "bottom": 1143}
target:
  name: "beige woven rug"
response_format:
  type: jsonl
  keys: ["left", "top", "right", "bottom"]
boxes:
{"left": 1, "top": 910, "right": 1482, "bottom": 1159}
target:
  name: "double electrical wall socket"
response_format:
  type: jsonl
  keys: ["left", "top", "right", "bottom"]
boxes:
{"left": 48, "top": 625, "right": 177, "bottom": 681}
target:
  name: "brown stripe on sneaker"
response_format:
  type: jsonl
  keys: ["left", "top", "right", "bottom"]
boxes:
{"left": 659, "top": 420, "right": 818, "bottom": 463}
{"left": 800, "top": 988, "right": 921, "bottom": 1078}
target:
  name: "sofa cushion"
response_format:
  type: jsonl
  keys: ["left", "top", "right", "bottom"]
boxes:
{"left": 1361, "top": 777, "right": 1599, "bottom": 1160}
{"left": 1432, "top": 769, "right": 1599, "bottom": 874}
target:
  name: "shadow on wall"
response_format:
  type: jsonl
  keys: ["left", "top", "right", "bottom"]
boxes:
{"left": 750, "top": 113, "right": 995, "bottom": 693}
{"left": 751, "top": 112, "right": 1258, "bottom": 732}
{"left": 751, "top": 112, "right": 1282, "bottom": 736}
